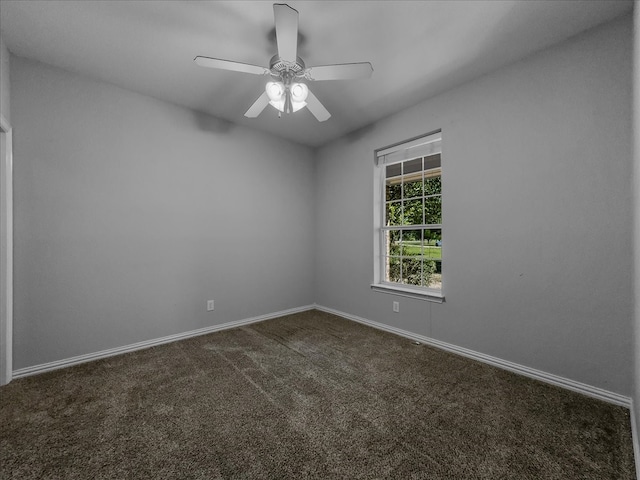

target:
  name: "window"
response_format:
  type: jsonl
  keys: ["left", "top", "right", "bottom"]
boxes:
{"left": 373, "top": 131, "right": 443, "bottom": 301}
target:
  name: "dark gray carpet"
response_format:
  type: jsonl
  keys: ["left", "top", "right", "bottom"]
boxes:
{"left": 0, "top": 310, "right": 636, "bottom": 479}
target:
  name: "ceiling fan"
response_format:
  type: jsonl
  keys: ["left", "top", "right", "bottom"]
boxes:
{"left": 194, "top": 3, "right": 373, "bottom": 122}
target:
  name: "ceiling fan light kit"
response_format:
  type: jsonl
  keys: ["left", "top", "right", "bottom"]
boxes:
{"left": 266, "top": 80, "right": 308, "bottom": 115}
{"left": 194, "top": 3, "right": 373, "bottom": 122}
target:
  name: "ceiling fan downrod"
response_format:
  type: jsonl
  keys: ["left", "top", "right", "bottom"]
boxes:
{"left": 280, "top": 71, "right": 294, "bottom": 115}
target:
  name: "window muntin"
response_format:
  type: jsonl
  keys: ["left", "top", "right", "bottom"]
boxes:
{"left": 375, "top": 131, "right": 442, "bottom": 297}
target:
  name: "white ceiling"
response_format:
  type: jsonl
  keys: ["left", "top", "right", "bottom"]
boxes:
{"left": 0, "top": 0, "right": 633, "bottom": 147}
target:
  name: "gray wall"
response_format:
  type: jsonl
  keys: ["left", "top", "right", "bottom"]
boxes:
{"left": 0, "top": 34, "right": 9, "bottom": 122}
{"left": 315, "top": 15, "right": 634, "bottom": 395}
{"left": 11, "top": 57, "right": 315, "bottom": 370}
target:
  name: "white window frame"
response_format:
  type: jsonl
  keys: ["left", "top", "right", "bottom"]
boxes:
{"left": 372, "top": 130, "right": 444, "bottom": 302}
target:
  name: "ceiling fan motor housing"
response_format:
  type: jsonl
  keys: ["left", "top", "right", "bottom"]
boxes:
{"left": 269, "top": 54, "right": 306, "bottom": 81}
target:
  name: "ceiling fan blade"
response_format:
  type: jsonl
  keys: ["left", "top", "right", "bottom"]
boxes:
{"left": 273, "top": 4, "right": 298, "bottom": 63}
{"left": 194, "top": 56, "right": 269, "bottom": 76}
{"left": 305, "top": 90, "right": 331, "bottom": 122}
{"left": 244, "top": 92, "right": 270, "bottom": 118}
{"left": 305, "top": 62, "right": 373, "bottom": 81}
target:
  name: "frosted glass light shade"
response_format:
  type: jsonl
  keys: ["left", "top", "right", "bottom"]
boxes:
{"left": 290, "top": 83, "right": 309, "bottom": 103}
{"left": 266, "top": 82, "right": 285, "bottom": 102}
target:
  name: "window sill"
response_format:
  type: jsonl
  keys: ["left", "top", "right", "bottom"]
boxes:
{"left": 370, "top": 283, "right": 445, "bottom": 303}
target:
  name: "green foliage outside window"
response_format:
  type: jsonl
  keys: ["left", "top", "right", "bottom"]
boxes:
{"left": 388, "top": 257, "right": 437, "bottom": 286}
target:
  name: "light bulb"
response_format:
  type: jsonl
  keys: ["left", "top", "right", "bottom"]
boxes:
{"left": 265, "top": 82, "right": 284, "bottom": 103}
{"left": 290, "top": 83, "right": 309, "bottom": 103}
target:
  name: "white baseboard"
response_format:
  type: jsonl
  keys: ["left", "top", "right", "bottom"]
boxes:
{"left": 314, "top": 304, "right": 632, "bottom": 408}
{"left": 12, "top": 304, "right": 315, "bottom": 379}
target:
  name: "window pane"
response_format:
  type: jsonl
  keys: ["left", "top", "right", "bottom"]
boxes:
{"left": 424, "top": 153, "right": 441, "bottom": 170}
{"left": 402, "top": 229, "right": 422, "bottom": 256}
{"left": 403, "top": 199, "right": 424, "bottom": 225}
{"left": 386, "top": 230, "right": 401, "bottom": 256}
{"left": 424, "top": 196, "right": 442, "bottom": 224}
{"left": 402, "top": 257, "right": 422, "bottom": 286}
{"left": 424, "top": 260, "right": 439, "bottom": 289}
{"left": 403, "top": 157, "right": 422, "bottom": 175}
{"left": 403, "top": 178, "right": 423, "bottom": 199}
{"left": 433, "top": 260, "right": 442, "bottom": 274}
{"left": 386, "top": 163, "right": 401, "bottom": 178}
{"left": 386, "top": 181, "right": 402, "bottom": 201}
{"left": 423, "top": 229, "right": 442, "bottom": 260}
{"left": 386, "top": 257, "right": 401, "bottom": 283}
{"left": 385, "top": 201, "right": 402, "bottom": 226}
{"left": 427, "top": 260, "right": 442, "bottom": 289}
{"left": 424, "top": 176, "right": 441, "bottom": 195}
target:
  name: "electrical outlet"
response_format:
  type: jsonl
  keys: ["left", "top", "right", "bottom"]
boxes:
{"left": 207, "top": 300, "right": 215, "bottom": 311}
{"left": 393, "top": 301, "right": 399, "bottom": 313}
